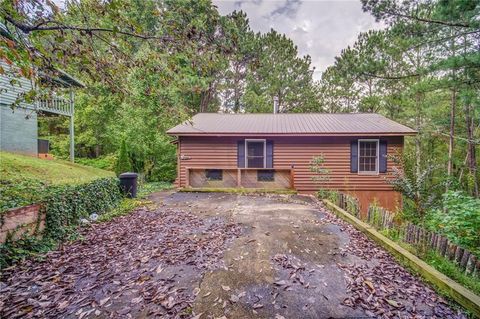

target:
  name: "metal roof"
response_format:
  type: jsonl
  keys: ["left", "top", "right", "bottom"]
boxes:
{"left": 167, "top": 113, "right": 417, "bottom": 136}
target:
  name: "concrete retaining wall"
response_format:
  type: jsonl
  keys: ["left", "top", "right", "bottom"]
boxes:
{"left": 0, "top": 204, "right": 44, "bottom": 243}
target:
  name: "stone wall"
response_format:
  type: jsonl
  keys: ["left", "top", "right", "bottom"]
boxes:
{"left": 0, "top": 204, "right": 44, "bottom": 243}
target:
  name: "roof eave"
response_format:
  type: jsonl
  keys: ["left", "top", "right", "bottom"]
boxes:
{"left": 166, "top": 132, "right": 417, "bottom": 137}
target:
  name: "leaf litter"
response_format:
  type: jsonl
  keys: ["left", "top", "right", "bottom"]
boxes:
{"left": 316, "top": 202, "right": 466, "bottom": 319}
{"left": 0, "top": 206, "right": 240, "bottom": 318}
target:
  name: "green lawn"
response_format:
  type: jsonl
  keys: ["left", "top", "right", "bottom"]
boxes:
{"left": 0, "top": 151, "right": 115, "bottom": 212}
{"left": 0, "top": 151, "right": 114, "bottom": 185}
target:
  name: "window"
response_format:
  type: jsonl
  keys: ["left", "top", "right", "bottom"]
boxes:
{"left": 246, "top": 139, "right": 266, "bottom": 168}
{"left": 205, "top": 169, "right": 222, "bottom": 181}
{"left": 257, "top": 170, "right": 274, "bottom": 182}
{"left": 358, "top": 140, "right": 379, "bottom": 174}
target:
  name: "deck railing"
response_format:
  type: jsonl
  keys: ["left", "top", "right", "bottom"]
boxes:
{"left": 36, "top": 97, "right": 73, "bottom": 116}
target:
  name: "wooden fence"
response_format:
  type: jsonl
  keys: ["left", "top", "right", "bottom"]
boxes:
{"left": 332, "top": 192, "right": 479, "bottom": 278}
{"left": 334, "top": 192, "right": 361, "bottom": 218}
{"left": 403, "top": 222, "right": 480, "bottom": 277}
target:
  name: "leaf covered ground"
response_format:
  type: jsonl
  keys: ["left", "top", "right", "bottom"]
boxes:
{"left": 0, "top": 192, "right": 468, "bottom": 318}
{"left": 0, "top": 203, "right": 241, "bottom": 318}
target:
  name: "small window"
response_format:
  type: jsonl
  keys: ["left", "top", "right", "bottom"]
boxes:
{"left": 246, "top": 140, "right": 266, "bottom": 168}
{"left": 206, "top": 169, "right": 222, "bottom": 181}
{"left": 257, "top": 170, "right": 274, "bottom": 182}
{"left": 358, "top": 140, "right": 379, "bottom": 174}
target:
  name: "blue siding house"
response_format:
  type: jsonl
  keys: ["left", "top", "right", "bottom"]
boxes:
{"left": 0, "top": 24, "right": 84, "bottom": 161}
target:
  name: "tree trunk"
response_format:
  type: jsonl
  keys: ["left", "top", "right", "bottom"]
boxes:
{"left": 447, "top": 87, "right": 456, "bottom": 179}
{"left": 465, "top": 101, "right": 479, "bottom": 197}
{"left": 447, "top": 37, "right": 457, "bottom": 187}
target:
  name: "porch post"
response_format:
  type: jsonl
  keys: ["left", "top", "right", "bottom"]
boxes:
{"left": 237, "top": 169, "right": 242, "bottom": 187}
{"left": 69, "top": 90, "right": 74, "bottom": 162}
{"left": 290, "top": 166, "right": 295, "bottom": 189}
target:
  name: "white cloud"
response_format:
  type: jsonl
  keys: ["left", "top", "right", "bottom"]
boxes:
{"left": 214, "top": 0, "right": 383, "bottom": 80}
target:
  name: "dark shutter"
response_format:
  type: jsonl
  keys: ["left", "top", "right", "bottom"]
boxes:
{"left": 237, "top": 140, "right": 245, "bottom": 168}
{"left": 350, "top": 140, "right": 358, "bottom": 173}
{"left": 379, "top": 140, "right": 387, "bottom": 173}
{"left": 266, "top": 140, "right": 274, "bottom": 168}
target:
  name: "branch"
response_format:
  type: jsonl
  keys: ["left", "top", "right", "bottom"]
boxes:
{"left": 360, "top": 72, "right": 420, "bottom": 80}
{"left": 385, "top": 10, "right": 472, "bottom": 28}
{"left": 4, "top": 15, "right": 173, "bottom": 41}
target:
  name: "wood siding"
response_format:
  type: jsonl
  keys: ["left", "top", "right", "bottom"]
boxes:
{"left": 177, "top": 136, "right": 403, "bottom": 211}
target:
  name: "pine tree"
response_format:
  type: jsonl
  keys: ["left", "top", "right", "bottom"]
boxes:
{"left": 115, "top": 140, "right": 133, "bottom": 176}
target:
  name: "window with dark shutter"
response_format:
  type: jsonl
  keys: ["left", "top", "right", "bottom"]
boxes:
{"left": 358, "top": 139, "right": 379, "bottom": 174}
{"left": 350, "top": 140, "right": 358, "bottom": 173}
{"left": 379, "top": 140, "right": 387, "bottom": 173}
{"left": 266, "top": 140, "right": 274, "bottom": 168}
{"left": 246, "top": 139, "right": 266, "bottom": 168}
{"left": 237, "top": 140, "right": 245, "bottom": 168}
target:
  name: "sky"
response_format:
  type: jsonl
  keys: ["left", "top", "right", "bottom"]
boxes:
{"left": 213, "top": 0, "right": 383, "bottom": 80}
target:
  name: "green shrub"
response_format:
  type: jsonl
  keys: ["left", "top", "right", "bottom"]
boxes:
{"left": 0, "top": 178, "right": 47, "bottom": 212}
{"left": 427, "top": 191, "right": 480, "bottom": 255}
{"left": 0, "top": 178, "right": 122, "bottom": 267}
{"left": 76, "top": 154, "right": 117, "bottom": 171}
{"left": 115, "top": 140, "right": 133, "bottom": 176}
{"left": 317, "top": 189, "right": 339, "bottom": 203}
{"left": 43, "top": 178, "right": 122, "bottom": 240}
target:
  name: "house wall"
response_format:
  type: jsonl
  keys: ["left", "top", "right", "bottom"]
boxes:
{"left": 177, "top": 135, "right": 404, "bottom": 212}
{"left": 0, "top": 60, "right": 38, "bottom": 156}
{"left": 0, "top": 105, "right": 38, "bottom": 156}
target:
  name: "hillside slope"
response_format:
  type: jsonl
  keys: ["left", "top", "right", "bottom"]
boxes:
{"left": 0, "top": 152, "right": 115, "bottom": 212}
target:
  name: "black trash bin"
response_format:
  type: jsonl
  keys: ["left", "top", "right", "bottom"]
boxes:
{"left": 119, "top": 172, "right": 138, "bottom": 198}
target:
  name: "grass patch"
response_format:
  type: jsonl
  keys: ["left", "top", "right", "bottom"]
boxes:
{"left": 0, "top": 151, "right": 114, "bottom": 212}
{"left": 0, "top": 151, "right": 114, "bottom": 185}
{"left": 138, "top": 181, "right": 173, "bottom": 198}
{"left": 425, "top": 252, "right": 480, "bottom": 296}
{"left": 97, "top": 198, "right": 145, "bottom": 222}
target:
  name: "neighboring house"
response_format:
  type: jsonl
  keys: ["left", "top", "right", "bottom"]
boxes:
{"left": 0, "top": 61, "right": 84, "bottom": 161}
{"left": 0, "top": 23, "right": 84, "bottom": 161}
{"left": 167, "top": 113, "right": 416, "bottom": 212}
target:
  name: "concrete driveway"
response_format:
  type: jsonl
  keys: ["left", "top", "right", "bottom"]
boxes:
{"left": 1, "top": 191, "right": 464, "bottom": 319}
{"left": 152, "top": 192, "right": 463, "bottom": 319}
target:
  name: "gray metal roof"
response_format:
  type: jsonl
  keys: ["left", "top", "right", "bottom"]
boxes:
{"left": 167, "top": 113, "right": 416, "bottom": 136}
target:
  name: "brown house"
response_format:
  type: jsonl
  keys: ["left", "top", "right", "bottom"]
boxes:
{"left": 167, "top": 113, "right": 416, "bottom": 212}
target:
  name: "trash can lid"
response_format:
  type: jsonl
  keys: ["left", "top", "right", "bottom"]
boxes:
{"left": 119, "top": 172, "right": 138, "bottom": 178}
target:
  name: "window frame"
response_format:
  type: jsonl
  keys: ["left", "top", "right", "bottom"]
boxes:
{"left": 358, "top": 139, "right": 379, "bottom": 175}
{"left": 257, "top": 169, "right": 275, "bottom": 182}
{"left": 245, "top": 139, "right": 266, "bottom": 168}
{"left": 205, "top": 169, "right": 223, "bottom": 181}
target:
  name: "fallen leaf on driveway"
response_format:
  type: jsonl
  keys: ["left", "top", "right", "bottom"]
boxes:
{"left": 221, "top": 285, "right": 231, "bottom": 291}
{"left": 386, "top": 299, "right": 401, "bottom": 308}
{"left": 99, "top": 297, "right": 110, "bottom": 306}
{"left": 364, "top": 280, "right": 375, "bottom": 292}
{"left": 253, "top": 303, "right": 263, "bottom": 309}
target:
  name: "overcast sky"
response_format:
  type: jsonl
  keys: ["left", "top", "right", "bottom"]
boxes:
{"left": 213, "top": 0, "right": 383, "bottom": 80}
